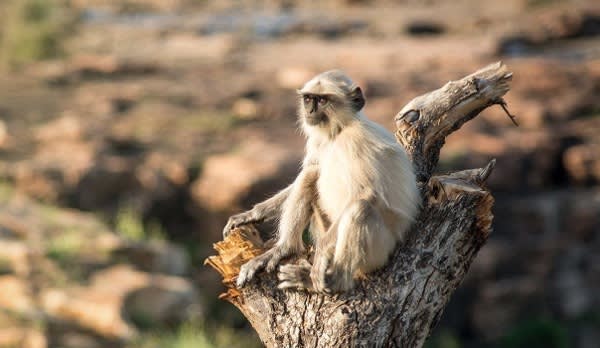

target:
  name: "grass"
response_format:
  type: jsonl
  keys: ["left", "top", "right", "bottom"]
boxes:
{"left": 499, "top": 318, "right": 568, "bottom": 348}
{"left": 178, "top": 111, "right": 242, "bottom": 134}
{"left": 45, "top": 229, "right": 83, "bottom": 262}
{"left": 424, "top": 329, "right": 462, "bottom": 348}
{"left": 0, "top": 256, "right": 13, "bottom": 275}
{"left": 115, "top": 204, "right": 166, "bottom": 242}
{"left": 0, "top": 180, "right": 15, "bottom": 204}
{"left": 132, "top": 321, "right": 261, "bottom": 348}
{"left": 0, "top": 0, "right": 74, "bottom": 70}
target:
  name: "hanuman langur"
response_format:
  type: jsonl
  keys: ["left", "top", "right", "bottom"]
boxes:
{"left": 223, "top": 70, "right": 420, "bottom": 294}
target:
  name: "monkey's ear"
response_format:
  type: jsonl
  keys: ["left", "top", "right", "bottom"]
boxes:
{"left": 349, "top": 86, "right": 365, "bottom": 111}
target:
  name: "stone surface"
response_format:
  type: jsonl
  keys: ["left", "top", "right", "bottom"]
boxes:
{"left": 191, "top": 138, "right": 300, "bottom": 212}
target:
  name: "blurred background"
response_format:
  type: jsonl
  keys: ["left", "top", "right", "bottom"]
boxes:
{"left": 0, "top": 0, "right": 598, "bottom": 347}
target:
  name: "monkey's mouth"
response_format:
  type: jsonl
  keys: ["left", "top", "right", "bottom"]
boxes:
{"left": 305, "top": 114, "right": 327, "bottom": 125}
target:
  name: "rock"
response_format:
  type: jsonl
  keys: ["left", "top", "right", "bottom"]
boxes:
{"left": 0, "top": 276, "right": 36, "bottom": 315}
{"left": 123, "top": 283, "right": 197, "bottom": 327}
{"left": 41, "top": 287, "right": 137, "bottom": 340}
{"left": 0, "top": 120, "right": 7, "bottom": 149}
{"left": 33, "top": 115, "right": 83, "bottom": 142}
{"left": 65, "top": 54, "right": 160, "bottom": 80}
{"left": 54, "top": 333, "right": 103, "bottom": 348}
{"left": 112, "top": 241, "right": 189, "bottom": 276}
{"left": 71, "top": 54, "right": 118, "bottom": 75}
{"left": 0, "top": 328, "right": 46, "bottom": 348}
{"left": 0, "top": 213, "right": 31, "bottom": 239}
{"left": 232, "top": 98, "right": 260, "bottom": 120}
{"left": 162, "top": 33, "right": 235, "bottom": 62}
{"left": 563, "top": 144, "right": 600, "bottom": 184}
{"left": 191, "top": 137, "right": 300, "bottom": 212}
{"left": 405, "top": 20, "right": 445, "bottom": 36}
{"left": 40, "top": 265, "right": 199, "bottom": 338}
{"left": 92, "top": 265, "right": 198, "bottom": 327}
{"left": 0, "top": 240, "right": 31, "bottom": 276}
{"left": 498, "top": 9, "right": 600, "bottom": 57}
{"left": 276, "top": 67, "right": 316, "bottom": 89}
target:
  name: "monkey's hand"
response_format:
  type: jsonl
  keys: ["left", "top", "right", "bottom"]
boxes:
{"left": 236, "top": 246, "right": 293, "bottom": 288}
{"left": 223, "top": 210, "right": 263, "bottom": 238}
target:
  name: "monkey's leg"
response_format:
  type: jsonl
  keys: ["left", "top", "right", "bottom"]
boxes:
{"left": 277, "top": 223, "right": 337, "bottom": 292}
{"left": 223, "top": 186, "right": 292, "bottom": 237}
{"left": 326, "top": 198, "right": 396, "bottom": 293}
{"left": 237, "top": 167, "right": 317, "bottom": 287}
{"left": 277, "top": 206, "right": 332, "bottom": 292}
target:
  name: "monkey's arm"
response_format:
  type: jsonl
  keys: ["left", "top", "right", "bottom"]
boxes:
{"left": 237, "top": 165, "right": 318, "bottom": 287}
{"left": 223, "top": 186, "right": 292, "bottom": 237}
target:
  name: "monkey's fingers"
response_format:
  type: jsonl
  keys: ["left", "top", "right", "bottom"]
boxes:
{"left": 278, "top": 263, "right": 313, "bottom": 291}
{"left": 236, "top": 255, "right": 267, "bottom": 287}
{"left": 265, "top": 247, "right": 293, "bottom": 272}
{"left": 236, "top": 248, "right": 279, "bottom": 287}
{"left": 223, "top": 211, "right": 257, "bottom": 238}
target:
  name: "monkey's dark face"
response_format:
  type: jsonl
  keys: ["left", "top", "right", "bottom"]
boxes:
{"left": 299, "top": 70, "right": 366, "bottom": 131}
{"left": 302, "top": 93, "right": 331, "bottom": 125}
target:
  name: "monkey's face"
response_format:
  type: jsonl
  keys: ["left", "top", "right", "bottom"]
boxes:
{"left": 301, "top": 93, "right": 331, "bottom": 126}
{"left": 299, "top": 70, "right": 366, "bottom": 131}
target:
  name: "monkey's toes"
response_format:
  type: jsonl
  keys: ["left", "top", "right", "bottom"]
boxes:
{"left": 236, "top": 258, "right": 263, "bottom": 287}
{"left": 278, "top": 263, "right": 311, "bottom": 291}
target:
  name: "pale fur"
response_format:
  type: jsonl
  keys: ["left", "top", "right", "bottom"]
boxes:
{"left": 226, "top": 70, "right": 420, "bottom": 293}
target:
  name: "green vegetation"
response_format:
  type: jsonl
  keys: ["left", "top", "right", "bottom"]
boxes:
{"left": 178, "top": 111, "right": 242, "bottom": 134}
{"left": 45, "top": 229, "right": 84, "bottom": 262}
{"left": 526, "top": 0, "right": 563, "bottom": 7}
{"left": 0, "top": 256, "right": 12, "bottom": 275}
{"left": 425, "top": 330, "right": 462, "bottom": 348}
{"left": 0, "top": 0, "right": 74, "bottom": 69}
{"left": 115, "top": 204, "right": 166, "bottom": 242}
{"left": 132, "top": 321, "right": 261, "bottom": 348}
{"left": 499, "top": 318, "right": 568, "bottom": 348}
{"left": 0, "top": 180, "right": 15, "bottom": 203}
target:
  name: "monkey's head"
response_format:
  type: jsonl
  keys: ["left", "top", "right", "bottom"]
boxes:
{"left": 298, "top": 70, "right": 365, "bottom": 135}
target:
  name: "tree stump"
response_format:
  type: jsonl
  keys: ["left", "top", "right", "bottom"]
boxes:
{"left": 205, "top": 62, "right": 514, "bottom": 347}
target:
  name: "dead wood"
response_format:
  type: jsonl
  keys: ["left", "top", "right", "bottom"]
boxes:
{"left": 205, "top": 62, "right": 514, "bottom": 347}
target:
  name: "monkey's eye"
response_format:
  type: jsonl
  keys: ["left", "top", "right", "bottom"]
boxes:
{"left": 318, "top": 96, "right": 328, "bottom": 105}
{"left": 303, "top": 95, "right": 313, "bottom": 103}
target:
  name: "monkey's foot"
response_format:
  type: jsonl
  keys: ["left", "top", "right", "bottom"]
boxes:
{"left": 223, "top": 211, "right": 262, "bottom": 238}
{"left": 278, "top": 258, "right": 347, "bottom": 294}
{"left": 278, "top": 259, "right": 313, "bottom": 291}
{"left": 323, "top": 266, "right": 353, "bottom": 294}
{"left": 236, "top": 246, "right": 292, "bottom": 288}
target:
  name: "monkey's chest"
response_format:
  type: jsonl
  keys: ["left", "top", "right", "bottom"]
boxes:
{"left": 317, "top": 149, "right": 364, "bottom": 220}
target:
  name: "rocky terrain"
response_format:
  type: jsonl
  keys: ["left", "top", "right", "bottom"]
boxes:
{"left": 0, "top": 0, "right": 599, "bottom": 347}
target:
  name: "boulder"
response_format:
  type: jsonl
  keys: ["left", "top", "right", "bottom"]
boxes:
{"left": 40, "top": 265, "right": 199, "bottom": 338}
{"left": 0, "top": 328, "right": 46, "bottom": 348}
{"left": 0, "top": 276, "right": 36, "bottom": 315}
{"left": 191, "top": 137, "right": 300, "bottom": 212}
{"left": 112, "top": 241, "right": 189, "bottom": 276}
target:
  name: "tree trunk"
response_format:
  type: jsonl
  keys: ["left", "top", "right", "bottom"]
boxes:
{"left": 205, "top": 62, "right": 514, "bottom": 347}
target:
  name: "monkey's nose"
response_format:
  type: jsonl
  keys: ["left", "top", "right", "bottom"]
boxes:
{"left": 310, "top": 99, "right": 318, "bottom": 113}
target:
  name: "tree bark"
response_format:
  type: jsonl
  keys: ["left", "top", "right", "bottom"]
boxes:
{"left": 205, "top": 62, "right": 514, "bottom": 347}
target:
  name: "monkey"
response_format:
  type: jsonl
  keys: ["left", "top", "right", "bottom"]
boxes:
{"left": 223, "top": 70, "right": 420, "bottom": 294}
